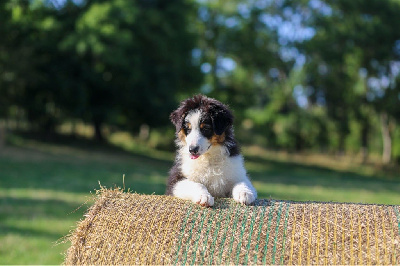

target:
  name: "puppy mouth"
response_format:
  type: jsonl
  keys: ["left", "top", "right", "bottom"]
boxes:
{"left": 190, "top": 154, "right": 200, "bottom": 160}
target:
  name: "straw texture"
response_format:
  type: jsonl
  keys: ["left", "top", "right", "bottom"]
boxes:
{"left": 64, "top": 189, "right": 400, "bottom": 265}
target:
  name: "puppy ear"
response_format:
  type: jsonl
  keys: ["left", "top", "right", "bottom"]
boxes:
{"left": 210, "top": 104, "right": 233, "bottom": 135}
{"left": 170, "top": 107, "right": 185, "bottom": 132}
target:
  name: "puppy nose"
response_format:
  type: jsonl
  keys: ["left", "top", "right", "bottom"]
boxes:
{"left": 189, "top": 145, "right": 199, "bottom": 154}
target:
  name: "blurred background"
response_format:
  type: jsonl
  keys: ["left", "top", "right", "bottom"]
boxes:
{"left": 0, "top": 0, "right": 399, "bottom": 264}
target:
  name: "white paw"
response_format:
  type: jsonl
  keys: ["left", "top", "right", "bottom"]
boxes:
{"left": 232, "top": 181, "right": 257, "bottom": 205}
{"left": 193, "top": 192, "right": 214, "bottom": 207}
{"left": 233, "top": 190, "right": 256, "bottom": 205}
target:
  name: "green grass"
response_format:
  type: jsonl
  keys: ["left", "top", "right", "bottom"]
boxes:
{"left": 0, "top": 133, "right": 399, "bottom": 264}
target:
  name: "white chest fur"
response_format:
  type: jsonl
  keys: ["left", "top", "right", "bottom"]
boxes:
{"left": 180, "top": 145, "right": 247, "bottom": 197}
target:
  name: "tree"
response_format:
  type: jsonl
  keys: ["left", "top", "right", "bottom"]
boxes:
{"left": 1, "top": 0, "right": 201, "bottom": 142}
{"left": 0, "top": 0, "right": 67, "bottom": 132}
{"left": 296, "top": 0, "right": 400, "bottom": 161}
{"left": 59, "top": 0, "right": 201, "bottom": 140}
{"left": 194, "top": 0, "right": 284, "bottom": 121}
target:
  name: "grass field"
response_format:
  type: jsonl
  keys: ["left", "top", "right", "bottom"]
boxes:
{"left": 0, "top": 133, "right": 399, "bottom": 264}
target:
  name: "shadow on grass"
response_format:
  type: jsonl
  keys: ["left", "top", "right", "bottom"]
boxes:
{"left": 9, "top": 130, "right": 174, "bottom": 165}
{"left": 0, "top": 224, "right": 65, "bottom": 239}
{"left": 0, "top": 197, "right": 86, "bottom": 220}
{"left": 0, "top": 196, "right": 88, "bottom": 240}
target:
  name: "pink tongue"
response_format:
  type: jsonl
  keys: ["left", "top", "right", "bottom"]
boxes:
{"left": 190, "top": 154, "right": 200, "bottom": 160}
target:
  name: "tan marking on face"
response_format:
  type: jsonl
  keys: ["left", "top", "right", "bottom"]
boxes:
{"left": 211, "top": 132, "right": 225, "bottom": 145}
{"left": 178, "top": 129, "right": 186, "bottom": 144}
{"left": 200, "top": 123, "right": 205, "bottom": 129}
{"left": 186, "top": 123, "right": 192, "bottom": 129}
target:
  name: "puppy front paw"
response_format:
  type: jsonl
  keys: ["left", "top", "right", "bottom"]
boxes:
{"left": 232, "top": 181, "right": 257, "bottom": 205}
{"left": 233, "top": 190, "right": 256, "bottom": 205}
{"left": 193, "top": 192, "right": 214, "bottom": 207}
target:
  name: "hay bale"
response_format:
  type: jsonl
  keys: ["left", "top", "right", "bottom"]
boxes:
{"left": 64, "top": 189, "right": 400, "bottom": 265}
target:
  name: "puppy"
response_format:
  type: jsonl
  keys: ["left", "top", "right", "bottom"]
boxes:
{"left": 166, "top": 95, "right": 257, "bottom": 206}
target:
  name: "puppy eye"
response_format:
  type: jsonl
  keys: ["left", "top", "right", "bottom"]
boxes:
{"left": 200, "top": 124, "right": 212, "bottom": 133}
{"left": 200, "top": 123, "right": 211, "bottom": 129}
{"left": 184, "top": 123, "right": 191, "bottom": 133}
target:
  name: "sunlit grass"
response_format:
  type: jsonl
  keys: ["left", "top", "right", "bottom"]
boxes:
{"left": 0, "top": 132, "right": 399, "bottom": 264}
{"left": 245, "top": 146, "right": 400, "bottom": 204}
{"left": 253, "top": 181, "right": 399, "bottom": 204}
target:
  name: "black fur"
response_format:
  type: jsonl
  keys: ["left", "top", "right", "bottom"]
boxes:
{"left": 209, "top": 103, "right": 233, "bottom": 135}
{"left": 166, "top": 160, "right": 184, "bottom": 195}
{"left": 166, "top": 94, "right": 240, "bottom": 195}
{"left": 170, "top": 94, "right": 233, "bottom": 135}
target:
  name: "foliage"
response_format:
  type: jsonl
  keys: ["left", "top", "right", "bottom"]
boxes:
{"left": 0, "top": 0, "right": 201, "bottom": 140}
{"left": 297, "top": 0, "right": 400, "bottom": 158}
{"left": 0, "top": 0, "right": 400, "bottom": 162}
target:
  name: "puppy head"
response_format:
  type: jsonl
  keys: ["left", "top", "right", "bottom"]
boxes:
{"left": 170, "top": 95, "right": 233, "bottom": 159}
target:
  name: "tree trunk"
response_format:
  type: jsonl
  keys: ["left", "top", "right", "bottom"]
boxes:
{"left": 338, "top": 132, "right": 346, "bottom": 156}
{"left": 71, "top": 120, "right": 77, "bottom": 138}
{"left": 0, "top": 120, "right": 5, "bottom": 148}
{"left": 360, "top": 122, "right": 369, "bottom": 163}
{"left": 380, "top": 112, "right": 391, "bottom": 164}
{"left": 93, "top": 118, "right": 104, "bottom": 142}
{"left": 337, "top": 119, "right": 349, "bottom": 156}
{"left": 294, "top": 115, "right": 302, "bottom": 151}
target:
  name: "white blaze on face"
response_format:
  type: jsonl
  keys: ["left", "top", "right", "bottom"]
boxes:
{"left": 185, "top": 109, "right": 210, "bottom": 157}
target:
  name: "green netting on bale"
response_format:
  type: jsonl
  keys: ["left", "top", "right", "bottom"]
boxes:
{"left": 64, "top": 189, "right": 400, "bottom": 265}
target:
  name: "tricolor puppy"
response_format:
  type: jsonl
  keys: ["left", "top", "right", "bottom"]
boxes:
{"left": 166, "top": 95, "right": 257, "bottom": 206}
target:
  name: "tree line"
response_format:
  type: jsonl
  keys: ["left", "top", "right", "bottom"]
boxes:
{"left": 0, "top": 0, "right": 399, "bottom": 163}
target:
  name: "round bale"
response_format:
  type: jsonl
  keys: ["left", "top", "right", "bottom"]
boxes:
{"left": 64, "top": 189, "right": 400, "bottom": 265}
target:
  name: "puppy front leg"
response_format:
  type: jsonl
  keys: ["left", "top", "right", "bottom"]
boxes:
{"left": 232, "top": 180, "right": 257, "bottom": 205}
{"left": 172, "top": 179, "right": 214, "bottom": 207}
